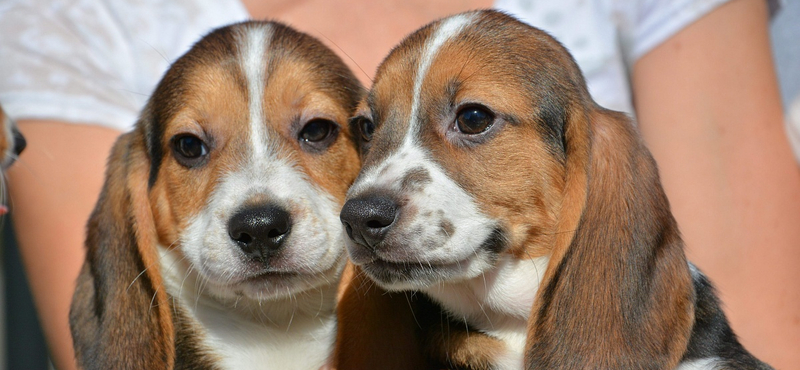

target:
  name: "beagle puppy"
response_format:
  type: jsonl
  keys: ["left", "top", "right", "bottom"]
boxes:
{"left": 0, "top": 104, "right": 26, "bottom": 214}
{"left": 336, "top": 10, "right": 772, "bottom": 370}
{"left": 69, "top": 21, "right": 362, "bottom": 369}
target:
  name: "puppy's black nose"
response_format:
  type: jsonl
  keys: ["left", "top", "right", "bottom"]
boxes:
{"left": 340, "top": 195, "right": 398, "bottom": 248}
{"left": 12, "top": 128, "right": 25, "bottom": 156}
{"left": 228, "top": 205, "right": 291, "bottom": 261}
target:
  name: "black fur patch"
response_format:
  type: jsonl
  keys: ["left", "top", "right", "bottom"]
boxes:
{"left": 682, "top": 267, "right": 774, "bottom": 369}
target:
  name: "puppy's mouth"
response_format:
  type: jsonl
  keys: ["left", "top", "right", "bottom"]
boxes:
{"left": 242, "top": 270, "right": 300, "bottom": 284}
{"left": 360, "top": 256, "right": 478, "bottom": 289}
{"left": 349, "top": 227, "right": 507, "bottom": 290}
{"left": 225, "top": 262, "right": 342, "bottom": 300}
{"left": 233, "top": 270, "right": 304, "bottom": 293}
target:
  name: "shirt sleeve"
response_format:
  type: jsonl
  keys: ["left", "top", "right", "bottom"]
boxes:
{"left": 0, "top": 0, "right": 145, "bottom": 131}
{"left": 619, "top": 0, "right": 780, "bottom": 64}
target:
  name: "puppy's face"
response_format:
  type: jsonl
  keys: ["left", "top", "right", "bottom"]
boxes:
{"left": 144, "top": 22, "right": 362, "bottom": 301}
{"left": 341, "top": 12, "right": 586, "bottom": 290}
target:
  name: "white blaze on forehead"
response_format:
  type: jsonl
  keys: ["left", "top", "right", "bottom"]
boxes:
{"left": 238, "top": 25, "right": 274, "bottom": 159}
{"left": 407, "top": 13, "right": 476, "bottom": 143}
{"left": 350, "top": 13, "right": 477, "bottom": 195}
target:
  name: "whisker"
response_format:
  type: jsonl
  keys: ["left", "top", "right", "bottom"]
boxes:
{"left": 148, "top": 285, "right": 161, "bottom": 314}
{"left": 178, "top": 263, "right": 196, "bottom": 299}
{"left": 127, "top": 239, "right": 181, "bottom": 293}
{"left": 403, "top": 292, "right": 421, "bottom": 328}
{"left": 311, "top": 28, "right": 373, "bottom": 84}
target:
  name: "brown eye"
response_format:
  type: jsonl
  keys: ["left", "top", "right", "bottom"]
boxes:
{"left": 358, "top": 117, "right": 375, "bottom": 142}
{"left": 171, "top": 134, "right": 208, "bottom": 167}
{"left": 456, "top": 106, "right": 494, "bottom": 134}
{"left": 299, "top": 119, "right": 335, "bottom": 142}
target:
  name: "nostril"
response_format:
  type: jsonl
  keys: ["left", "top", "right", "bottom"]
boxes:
{"left": 233, "top": 232, "right": 253, "bottom": 245}
{"left": 343, "top": 222, "right": 355, "bottom": 240}
{"left": 266, "top": 216, "right": 290, "bottom": 238}
{"left": 366, "top": 219, "right": 391, "bottom": 229}
{"left": 267, "top": 229, "right": 284, "bottom": 238}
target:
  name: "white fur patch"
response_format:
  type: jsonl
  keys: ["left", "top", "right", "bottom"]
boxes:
{"left": 238, "top": 25, "right": 273, "bottom": 159}
{"left": 426, "top": 255, "right": 550, "bottom": 370}
{"left": 675, "top": 357, "right": 721, "bottom": 370}
{"left": 159, "top": 246, "right": 337, "bottom": 370}
{"left": 408, "top": 13, "right": 476, "bottom": 139}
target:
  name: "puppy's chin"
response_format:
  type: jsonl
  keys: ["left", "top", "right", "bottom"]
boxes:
{"left": 209, "top": 254, "right": 346, "bottom": 302}
{"left": 346, "top": 228, "right": 505, "bottom": 291}
{"left": 167, "top": 244, "right": 346, "bottom": 304}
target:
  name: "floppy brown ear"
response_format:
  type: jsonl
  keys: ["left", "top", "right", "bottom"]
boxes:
{"left": 70, "top": 131, "right": 175, "bottom": 369}
{"left": 526, "top": 106, "right": 695, "bottom": 369}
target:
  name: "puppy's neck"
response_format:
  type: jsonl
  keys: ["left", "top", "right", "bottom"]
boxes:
{"left": 423, "top": 254, "right": 550, "bottom": 369}
{"left": 424, "top": 254, "right": 548, "bottom": 327}
{"left": 157, "top": 244, "right": 338, "bottom": 369}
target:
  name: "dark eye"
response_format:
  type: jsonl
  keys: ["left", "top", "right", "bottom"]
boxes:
{"left": 299, "top": 119, "right": 336, "bottom": 142}
{"left": 456, "top": 106, "right": 494, "bottom": 134}
{"left": 171, "top": 134, "right": 208, "bottom": 167}
{"left": 358, "top": 118, "right": 375, "bottom": 142}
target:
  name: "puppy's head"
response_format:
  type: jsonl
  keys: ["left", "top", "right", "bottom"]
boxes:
{"left": 142, "top": 21, "right": 363, "bottom": 302}
{"left": 71, "top": 21, "right": 362, "bottom": 368}
{"left": 340, "top": 10, "right": 694, "bottom": 368}
{"left": 341, "top": 11, "right": 585, "bottom": 290}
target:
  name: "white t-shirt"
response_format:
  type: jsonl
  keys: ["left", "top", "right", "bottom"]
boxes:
{"left": 0, "top": 0, "right": 249, "bottom": 131}
{"left": 496, "top": 0, "right": 735, "bottom": 114}
{"left": 1, "top": 0, "right": 783, "bottom": 141}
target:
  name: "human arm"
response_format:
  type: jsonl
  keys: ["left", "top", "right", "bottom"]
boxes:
{"left": 632, "top": 0, "right": 800, "bottom": 368}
